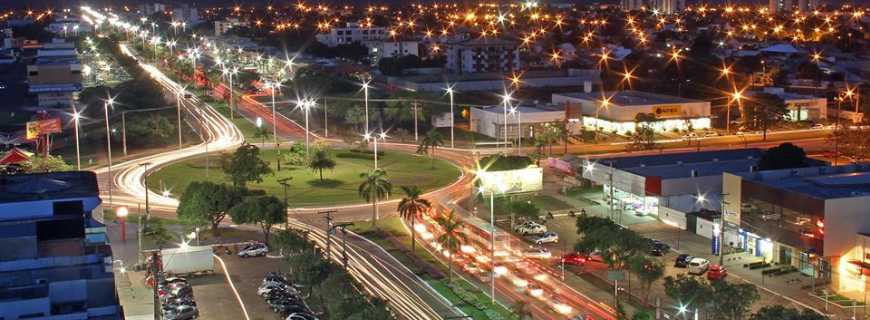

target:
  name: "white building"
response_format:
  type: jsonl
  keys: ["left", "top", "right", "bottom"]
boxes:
{"left": 365, "top": 40, "right": 419, "bottom": 60}
{"left": 214, "top": 18, "right": 248, "bottom": 36}
{"left": 621, "top": 0, "right": 645, "bottom": 11}
{"left": 469, "top": 105, "right": 568, "bottom": 140}
{"left": 444, "top": 38, "right": 521, "bottom": 74}
{"left": 315, "top": 23, "right": 387, "bottom": 47}
{"left": 551, "top": 90, "right": 711, "bottom": 134}
{"left": 47, "top": 18, "right": 88, "bottom": 37}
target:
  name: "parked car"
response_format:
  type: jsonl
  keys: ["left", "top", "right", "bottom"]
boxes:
{"left": 534, "top": 232, "right": 559, "bottom": 244}
{"left": 648, "top": 240, "right": 670, "bottom": 256}
{"left": 524, "top": 247, "right": 552, "bottom": 259}
{"left": 687, "top": 258, "right": 710, "bottom": 275}
{"left": 514, "top": 221, "right": 537, "bottom": 232}
{"left": 674, "top": 254, "right": 693, "bottom": 268}
{"left": 561, "top": 252, "right": 604, "bottom": 266}
{"left": 163, "top": 304, "right": 198, "bottom": 320}
{"left": 707, "top": 264, "right": 727, "bottom": 281}
{"left": 286, "top": 313, "right": 318, "bottom": 320}
{"left": 238, "top": 242, "right": 269, "bottom": 257}
{"left": 517, "top": 223, "right": 548, "bottom": 236}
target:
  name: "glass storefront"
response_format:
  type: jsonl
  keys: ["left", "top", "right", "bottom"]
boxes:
{"left": 603, "top": 185, "right": 660, "bottom": 216}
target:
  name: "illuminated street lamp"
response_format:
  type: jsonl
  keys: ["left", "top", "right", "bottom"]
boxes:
{"left": 188, "top": 48, "right": 201, "bottom": 86}
{"left": 726, "top": 89, "right": 744, "bottom": 135}
{"left": 266, "top": 80, "right": 281, "bottom": 170}
{"left": 445, "top": 85, "right": 455, "bottom": 148}
{"left": 361, "top": 80, "right": 371, "bottom": 134}
{"left": 175, "top": 87, "right": 186, "bottom": 149}
{"left": 71, "top": 106, "right": 81, "bottom": 170}
{"left": 104, "top": 96, "right": 115, "bottom": 208}
{"left": 501, "top": 91, "right": 513, "bottom": 152}
{"left": 363, "top": 130, "right": 387, "bottom": 169}
{"left": 298, "top": 99, "right": 315, "bottom": 158}
{"left": 509, "top": 107, "right": 521, "bottom": 154}
{"left": 221, "top": 66, "right": 238, "bottom": 120}
{"left": 116, "top": 206, "right": 128, "bottom": 241}
{"left": 594, "top": 96, "right": 611, "bottom": 142}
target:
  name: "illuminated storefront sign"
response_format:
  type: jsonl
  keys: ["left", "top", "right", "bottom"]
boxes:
{"left": 477, "top": 166, "right": 543, "bottom": 195}
{"left": 582, "top": 117, "right": 711, "bottom": 134}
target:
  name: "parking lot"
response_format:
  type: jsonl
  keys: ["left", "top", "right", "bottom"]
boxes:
{"left": 207, "top": 253, "right": 291, "bottom": 320}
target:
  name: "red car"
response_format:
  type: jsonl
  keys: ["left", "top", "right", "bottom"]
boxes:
{"left": 707, "top": 264, "right": 727, "bottom": 281}
{"left": 561, "top": 252, "right": 604, "bottom": 266}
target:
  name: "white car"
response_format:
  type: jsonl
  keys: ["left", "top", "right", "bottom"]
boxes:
{"left": 517, "top": 223, "right": 548, "bottom": 236}
{"left": 523, "top": 247, "right": 552, "bottom": 259}
{"left": 688, "top": 257, "right": 710, "bottom": 275}
{"left": 238, "top": 243, "right": 268, "bottom": 258}
{"left": 534, "top": 232, "right": 559, "bottom": 244}
{"left": 513, "top": 221, "right": 538, "bottom": 232}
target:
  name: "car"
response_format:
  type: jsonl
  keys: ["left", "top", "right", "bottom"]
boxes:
{"left": 517, "top": 223, "right": 547, "bottom": 236}
{"left": 707, "top": 264, "right": 727, "bottom": 281}
{"left": 674, "top": 254, "right": 693, "bottom": 268}
{"left": 513, "top": 221, "right": 538, "bottom": 232}
{"left": 648, "top": 239, "right": 670, "bottom": 256}
{"left": 687, "top": 258, "right": 710, "bottom": 275}
{"left": 523, "top": 247, "right": 552, "bottom": 259}
{"left": 561, "top": 252, "right": 604, "bottom": 266}
{"left": 238, "top": 243, "right": 269, "bottom": 257}
{"left": 163, "top": 304, "right": 198, "bottom": 320}
{"left": 534, "top": 232, "right": 559, "bottom": 244}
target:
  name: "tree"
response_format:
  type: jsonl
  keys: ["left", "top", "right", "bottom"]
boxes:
{"left": 435, "top": 209, "right": 467, "bottom": 284}
{"left": 632, "top": 310, "right": 655, "bottom": 320}
{"left": 228, "top": 195, "right": 287, "bottom": 245}
{"left": 397, "top": 185, "right": 431, "bottom": 252}
{"left": 308, "top": 149, "right": 337, "bottom": 181}
{"left": 358, "top": 169, "right": 392, "bottom": 226}
{"left": 574, "top": 215, "right": 646, "bottom": 269}
{"left": 629, "top": 113, "right": 657, "bottom": 151}
{"left": 710, "top": 280, "right": 759, "bottom": 320}
{"left": 663, "top": 275, "right": 712, "bottom": 313}
{"left": 629, "top": 256, "right": 664, "bottom": 303}
{"left": 743, "top": 93, "right": 787, "bottom": 140}
{"left": 124, "top": 114, "right": 174, "bottom": 147}
{"left": 416, "top": 129, "right": 445, "bottom": 168}
{"left": 758, "top": 143, "right": 807, "bottom": 170}
{"left": 23, "top": 155, "right": 72, "bottom": 173}
{"left": 143, "top": 218, "right": 173, "bottom": 249}
{"left": 750, "top": 306, "right": 828, "bottom": 320}
{"left": 176, "top": 182, "right": 243, "bottom": 235}
{"left": 283, "top": 142, "right": 307, "bottom": 166}
{"left": 222, "top": 143, "right": 271, "bottom": 187}
{"left": 831, "top": 126, "right": 870, "bottom": 163}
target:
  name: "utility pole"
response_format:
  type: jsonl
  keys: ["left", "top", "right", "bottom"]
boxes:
{"left": 323, "top": 98, "right": 328, "bottom": 138}
{"left": 121, "top": 112, "right": 127, "bottom": 156}
{"left": 319, "top": 210, "right": 338, "bottom": 262}
{"left": 151, "top": 251, "right": 161, "bottom": 320}
{"left": 412, "top": 101, "right": 420, "bottom": 141}
{"left": 278, "top": 178, "right": 292, "bottom": 230}
{"left": 334, "top": 222, "right": 353, "bottom": 270}
{"left": 140, "top": 163, "right": 151, "bottom": 217}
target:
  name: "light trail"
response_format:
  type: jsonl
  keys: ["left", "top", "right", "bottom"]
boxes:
{"left": 214, "top": 254, "right": 252, "bottom": 320}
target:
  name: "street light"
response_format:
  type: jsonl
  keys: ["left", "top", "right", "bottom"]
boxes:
{"left": 445, "top": 85, "right": 455, "bottom": 148}
{"left": 175, "top": 87, "right": 186, "bottom": 149}
{"left": 72, "top": 106, "right": 81, "bottom": 170}
{"left": 361, "top": 80, "right": 371, "bottom": 134}
{"left": 501, "top": 91, "right": 513, "bottom": 152}
{"left": 298, "top": 99, "right": 315, "bottom": 158}
{"left": 188, "top": 48, "right": 200, "bottom": 86}
{"left": 726, "top": 89, "right": 744, "bottom": 135}
{"left": 266, "top": 80, "right": 281, "bottom": 170}
{"left": 595, "top": 96, "right": 611, "bottom": 142}
{"left": 104, "top": 97, "right": 115, "bottom": 208}
{"left": 509, "top": 107, "right": 521, "bottom": 154}
{"left": 222, "top": 66, "right": 238, "bottom": 120}
{"left": 363, "top": 130, "right": 387, "bottom": 169}
{"left": 116, "top": 206, "right": 128, "bottom": 241}
{"left": 477, "top": 184, "right": 505, "bottom": 304}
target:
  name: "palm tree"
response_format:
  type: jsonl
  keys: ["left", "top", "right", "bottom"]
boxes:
{"left": 358, "top": 169, "right": 392, "bottom": 227}
{"left": 308, "top": 149, "right": 336, "bottom": 181}
{"left": 397, "top": 185, "right": 431, "bottom": 252}
{"left": 435, "top": 209, "right": 467, "bottom": 284}
{"left": 416, "top": 129, "right": 445, "bottom": 168}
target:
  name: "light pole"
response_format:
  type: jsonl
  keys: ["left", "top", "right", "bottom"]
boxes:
{"left": 477, "top": 185, "right": 502, "bottom": 304}
{"left": 595, "top": 96, "right": 611, "bottom": 143}
{"left": 140, "top": 162, "right": 151, "bottom": 217}
{"left": 362, "top": 80, "right": 371, "bottom": 134}
{"left": 104, "top": 97, "right": 115, "bottom": 208}
{"left": 267, "top": 80, "right": 280, "bottom": 171}
{"left": 501, "top": 92, "right": 511, "bottom": 152}
{"left": 72, "top": 106, "right": 81, "bottom": 170}
{"left": 223, "top": 67, "right": 238, "bottom": 120}
{"left": 298, "top": 99, "right": 314, "bottom": 158}
{"left": 363, "top": 131, "right": 387, "bottom": 169}
{"left": 116, "top": 206, "right": 128, "bottom": 241}
{"left": 726, "top": 89, "right": 743, "bottom": 135}
{"left": 176, "top": 88, "right": 185, "bottom": 149}
{"left": 121, "top": 112, "right": 127, "bottom": 156}
{"left": 189, "top": 48, "right": 200, "bottom": 86}
{"left": 510, "top": 107, "right": 522, "bottom": 154}
{"left": 446, "top": 85, "right": 455, "bottom": 148}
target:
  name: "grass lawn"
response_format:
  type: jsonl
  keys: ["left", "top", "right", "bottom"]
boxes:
{"left": 148, "top": 148, "right": 462, "bottom": 207}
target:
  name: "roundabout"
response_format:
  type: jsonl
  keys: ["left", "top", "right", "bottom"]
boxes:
{"left": 146, "top": 148, "right": 464, "bottom": 207}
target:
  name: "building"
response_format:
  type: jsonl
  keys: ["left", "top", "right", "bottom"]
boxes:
{"left": 551, "top": 90, "right": 711, "bottom": 134}
{"left": 621, "top": 0, "right": 645, "bottom": 11}
{"left": 214, "top": 18, "right": 248, "bottom": 36}
{"left": 386, "top": 69, "right": 600, "bottom": 92}
{"left": 0, "top": 171, "right": 123, "bottom": 319}
{"left": 27, "top": 40, "right": 83, "bottom": 108}
{"left": 469, "top": 104, "right": 569, "bottom": 140}
{"left": 752, "top": 87, "right": 827, "bottom": 122}
{"left": 769, "top": 0, "right": 793, "bottom": 14}
{"left": 47, "top": 18, "right": 87, "bottom": 38}
{"left": 650, "top": 0, "right": 685, "bottom": 14}
{"left": 444, "top": 38, "right": 521, "bottom": 74}
{"left": 315, "top": 22, "right": 387, "bottom": 47}
{"left": 365, "top": 40, "right": 419, "bottom": 61}
{"left": 173, "top": 4, "right": 201, "bottom": 24}
{"left": 722, "top": 164, "right": 870, "bottom": 298}
{"left": 579, "top": 149, "right": 766, "bottom": 217}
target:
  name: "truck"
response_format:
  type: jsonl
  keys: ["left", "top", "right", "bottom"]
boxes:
{"left": 160, "top": 245, "right": 214, "bottom": 275}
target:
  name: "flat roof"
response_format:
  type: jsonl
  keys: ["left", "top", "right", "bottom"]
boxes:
{"left": 590, "top": 149, "right": 764, "bottom": 179}
{"left": 475, "top": 104, "right": 562, "bottom": 114}
{"left": 0, "top": 171, "right": 99, "bottom": 204}
{"left": 738, "top": 164, "right": 870, "bottom": 199}
{"left": 556, "top": 90, "right": 702, "bottom": 106}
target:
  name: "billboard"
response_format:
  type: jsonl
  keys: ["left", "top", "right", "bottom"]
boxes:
{"left": 477, "top": 166, "right": 543, "bottom": 195}
{"left": 26, "top": 118, "right": 62, "bottom": 140}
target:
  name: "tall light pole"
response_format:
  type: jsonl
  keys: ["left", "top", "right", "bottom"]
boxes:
{"left": 362, "top": 80, "right": 371, "bottom": 134}
{"left": 299, "top": 99, "right": 314, "bottom": 158}
{"left": 176, "top": 87, "right": 185, "bottom": 149}
{"left": 222, "top": 67, "right": 238, "bottom": 120}
{"left": 445, "top": 85, "right": 455, "bottom": 148}
{"left": 727, "top": 89, "right": 743, "bottom": 135}
{"left": 501, "top": 92, "right": 512, "bottom": 152}
{"left": 189, "top": 48, "right": 200, "bottom": 86}
{"left": 363, "top": 131, "right": 387, "bottom": 169}
{"left": 72, "top": 106, "right": 81, "bottom": 170}
{"left": 268, "top": 80, "right": 280, "bottom": 170}
{"left": 104, "top": 97, "right": 115, "bottom": 208}
{"left": 595, "top": 96, "right": 611, "bottom": 142}
{"left": 510, "top": 107, "right": 521, "bottom": 154}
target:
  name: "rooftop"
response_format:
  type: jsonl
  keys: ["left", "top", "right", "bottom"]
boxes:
{"left": 738, "top": 164, "right": 870, "bottom": 199}
{"left": 588, "top": 149, "right": 764, "bottom": 179}
{"left": 0, "top": 171, "right": 99, "bottom": 204}
{"left": 556, "top": 90, "right": 702, "bottom": 106}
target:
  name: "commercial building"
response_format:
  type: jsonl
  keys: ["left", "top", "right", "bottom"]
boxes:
{"left": 27, "top": 40, "right": 83, "bottom": 108}
{"left": 0, "top": 171, "right": 123, "bottom": 319}
{"left": 444, "top": 38, "right": 521, "bottom": 74}
{"left": 579, "top": 149, "right": 765, "bottom": 217}
{"left": 315, "top": 22, "right": 387, "bottom": 47}
{"left": 750, "top": 88, "right": 827, "bottom": 122}
{"left": 48, "top": 18, "right": 87, "bottom": 38}
{"left": 722, "top": 164, "right": 870, "bottom": 298}
{"left": 469, "top": 104, "right": 571, "bottom": 140}
{"left": 551, "top": 90, "right": 711, "bottom": 134}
